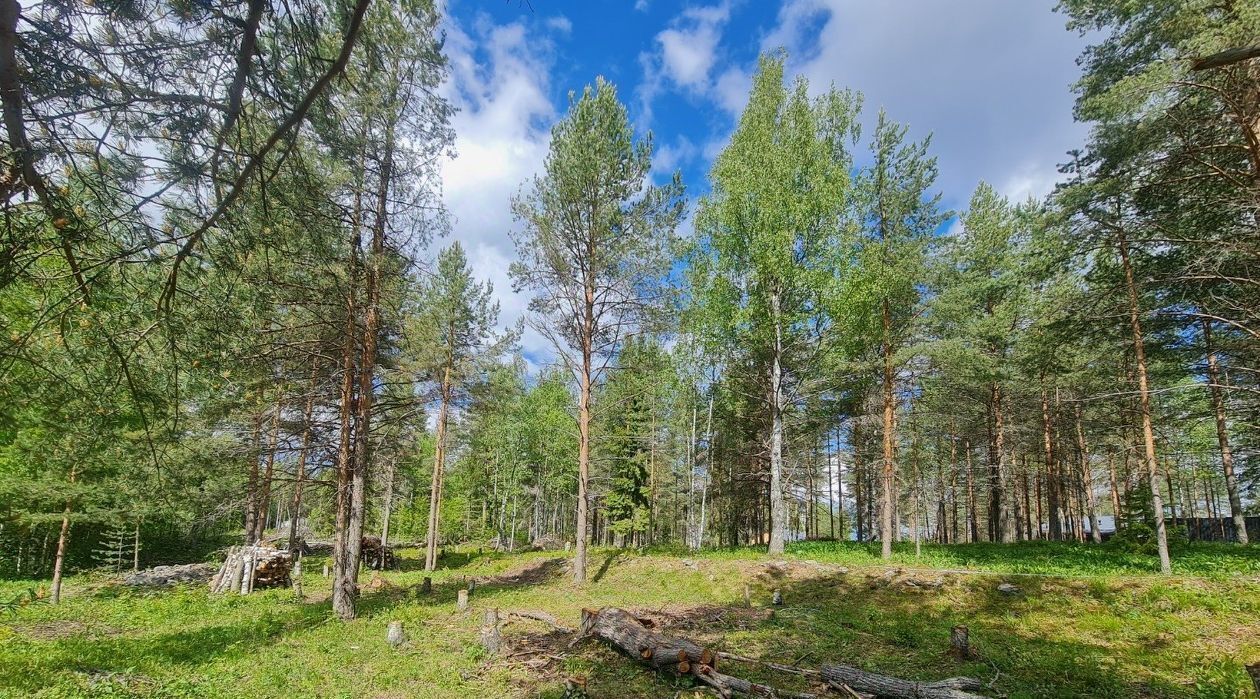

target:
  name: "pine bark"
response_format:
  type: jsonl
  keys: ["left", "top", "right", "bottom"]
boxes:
{"left": 426, "top": 364, "right": 453, "bottom": 571}
{"left": 1202, "top": 318, "right": 1248, "bottom": 544}
{"left": 880, "top": 299, "right": 896, "bottom": 558}
{"left": 1117, "top": 227, "right": 1171, "bottom": 573}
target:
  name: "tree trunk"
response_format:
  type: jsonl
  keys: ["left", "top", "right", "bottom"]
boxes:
{"left": 426, "top": 365, "right": 453, "bottom": 571}
{"left": 287, "top": 358, "right": 319, "bottom": 554}
{"left": 50, "top": 467, "right": 76, "bottom": 604}
{"left": 965, "top": 440, "right": 978, "bottom": 543}
{"left": 1202, "top": 318, "right": 1248, "bottom": 544}
{"left": 880, "top": 299, "right": 896, "bottom": 558}
{"left": 252, "top": 395, "right": 282, "bottom": 543}
{"left": 332, "top": 145, "right": 366, "bottom": 620}
{"left": 1116, "top": 227, "right": 1171, "bottom": 573}
{"left": 768, "top": 292, "right": 787, "bottom": 556}
{"left": 1040, "top": 383, "right": 1061, "bottom": 541}
{"left": 1074, "top": 404, "right": 1103, "bottom": 543}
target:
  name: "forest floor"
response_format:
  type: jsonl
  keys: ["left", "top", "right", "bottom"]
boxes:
{"left": 1, "top": 541, "right": 1258, "bottom": 699}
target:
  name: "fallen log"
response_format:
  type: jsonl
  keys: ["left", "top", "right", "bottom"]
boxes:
{"left": 577, "top": 607, "right": 815, "bottom": 698}
{"left": 820, "top": 664, "right": 987, "bottom": 699}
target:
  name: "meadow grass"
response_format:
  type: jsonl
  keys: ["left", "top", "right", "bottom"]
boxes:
{"left": 1, "top": 542, "right": 1257, "bottom": 698}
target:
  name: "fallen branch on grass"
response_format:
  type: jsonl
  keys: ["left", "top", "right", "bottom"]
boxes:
{"left": 573, "top": 606, "right": 991, "bottom": 699}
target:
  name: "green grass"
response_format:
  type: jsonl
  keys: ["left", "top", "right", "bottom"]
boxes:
{"left": 1, "top": 542, "right": 1258, "bottom": 698}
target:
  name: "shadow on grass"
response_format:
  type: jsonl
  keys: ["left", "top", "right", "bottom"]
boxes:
{"left": 5, "top": 598, "right": 332, "bottom": 694}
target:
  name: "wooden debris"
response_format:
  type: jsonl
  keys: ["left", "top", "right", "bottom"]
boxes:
{"left": 122, "top": 563, "right": 215, "bottom": 588}
{"left": 507, "top": 609, "right": 574, "bottom": 634}
{"left": 360, "top": 536, "right": 396, "bottom": 570}
{"left": 820, "top": 664, "right": 988, "bottom": 699}
{"left": 576, "top": 607, "right": 816, "bottom": 698}
{"left": 1246, "top": 663, "right": 1260, "bottom": 699}
{"left": 209, "top": 546, "right": 291, "bottom": 594}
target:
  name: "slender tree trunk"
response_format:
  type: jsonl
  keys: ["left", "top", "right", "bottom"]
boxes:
{"left": 1074, "top": 404, "right": 1103, "bottom": 543}
{"left": 332, "top": 150, "right": 365, "bottom": 620}
{"left": 574, "top": 259, "right": 595, "bottom": 582}
{"left": 965, "top": 440, "right": 978, "bottom": 543}
{"left": 252, "top": 395, "right": 282, "bottom": 543}
{"left": 426, "top": 365, "right": 453, "bottom": 571}
{"left": 244, "top": 409, "right": 263, "bottom": 544}
{"left": 768, "top": 292, "right": 787, "bottom": 555}
{"left": 380, "top": 456, "right": 396, "bottom": 560}
{"left": 1107, "top": 453, "right": 1122, "bottom": 521}
{"left": 880, "top": 300, "right": 896, "bottom": 558}
{"left": 1117, "top": 227, "right": 1171, "bottom": 573}
{"left": 987, "top": 384, "right": 1007, "bottom": 542}
{"left": 287, "top": 358, "right": 319, "bottom": 554}
{"left": 1040, "top": 383, "right": 1061, "bottom": 541}
{"left": 1202, "top": 319, "right": 1248, "bottom": 543}
{"left": 50, "top": 466, "right": 76, "bottom": 604}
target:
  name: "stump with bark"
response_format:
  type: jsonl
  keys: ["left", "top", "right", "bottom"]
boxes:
{"left": 209, "top": 546, "right": 292, "bottom": 593}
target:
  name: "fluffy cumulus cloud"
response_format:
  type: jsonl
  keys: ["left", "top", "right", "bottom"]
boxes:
{"left": 639, "top": 0, "right": 1088, "bottom": 209}
{"left": 762, "top": 0, "right": 1089, "bottom": 206}
{"left": 638, "top": 1, "right": 741, "bottom": 123}
{"left": 438, "top": 15, "right": 556, "bottom": 366}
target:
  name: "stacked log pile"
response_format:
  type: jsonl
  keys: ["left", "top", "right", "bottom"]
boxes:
{"left": 209, "top": 546, "right": 292, "bottom": 594}
{"left": 361, "top": 536, "right": 396, "bottom": 570}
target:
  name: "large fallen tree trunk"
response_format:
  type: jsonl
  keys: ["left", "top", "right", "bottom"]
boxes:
{"left": 578, "top": 607, "right": 815, "bottom": 698}
{"left": 577, "top": 606, "right": 989, "bottom": 699}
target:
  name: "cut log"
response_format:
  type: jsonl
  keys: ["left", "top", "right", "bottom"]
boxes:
{"left": 457, "top": 588, "right": 469, "bottom": 611}
{"left": 123, "top": 563, "right": 215, "bottom": 588}
{"left": 577, "top": 607, "right": 815, "bottom": 698}
{"left": 820, "top": 663, "right": 987, "bottom": 699}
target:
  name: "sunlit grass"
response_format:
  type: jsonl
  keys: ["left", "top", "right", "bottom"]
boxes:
{"left": 1, "top": 541, "right": 1257, "bottom": 698}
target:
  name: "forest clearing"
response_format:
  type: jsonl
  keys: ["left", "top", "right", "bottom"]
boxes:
{"left": 3, "top": 1, "right": 1260, "bottom": 698}
{"left": 3, "top": 542, "right": 1259, "bottom": 699}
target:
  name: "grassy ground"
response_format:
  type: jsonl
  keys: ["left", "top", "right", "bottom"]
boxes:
{"left": 1, "top": 541, "right": 1258, "bottom": 699}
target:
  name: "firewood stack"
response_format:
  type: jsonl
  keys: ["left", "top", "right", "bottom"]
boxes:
{"left": 209, "top": 545, "right": 292, "bottom": 594}
{"left": 361, "top": 536, "right": 396, "bottom": 570}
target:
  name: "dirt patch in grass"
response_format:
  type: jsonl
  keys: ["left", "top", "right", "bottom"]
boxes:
{"left": 13, "top": 619, "right": 91, "bottom": 640}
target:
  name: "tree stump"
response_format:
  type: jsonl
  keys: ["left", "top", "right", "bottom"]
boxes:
{"left": 292, "top": 556, "right": 304, "bottom": 599}
{"left": 772, "top": 588, "right": 784, "bottom": 606}
{"left": 323, "top": 563, "right": 330, "bottom": 578}
{"left": 421, "top": 576, "right": 432, "bottom": 594}
{"left": 1246, "top": 663, "right": 1260, "bottom": 699}
{"left": 481, "top": 608, "right": 503, "bottom": 655}
{"left": 743, "top": 584, "right": 751, "bottom": 608}
{"left": 387, "top": 620, "right": 407, "bottom": 648}
{"left": 949, "top": 625, "right": 972, "bottom": 660}
{"left": 457, "top": 588, "right": 469, "bottom": 611}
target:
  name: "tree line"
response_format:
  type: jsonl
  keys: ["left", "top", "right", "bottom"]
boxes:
{"left": 1, "top": 0, "right": 1256, "bottom": 619}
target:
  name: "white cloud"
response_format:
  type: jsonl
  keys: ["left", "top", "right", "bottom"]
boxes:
{"left": 438, "top": 14, "right": 557, "bottom": 366}
{"left": 638, "top": 1, "right": 736, "bottom": 125}
{"left": 634, "top": 0, "right": 650, "bottom": 11}
{"left": 760, "top": 0, "right": 1089, "bottom": 206}
{"left": 545, "top": 15, "right": 572, "bottom": 35}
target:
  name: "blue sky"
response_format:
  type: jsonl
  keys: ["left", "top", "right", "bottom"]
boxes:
{"left": 436, "top": 0, "right": 1092, "bottom": 367}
